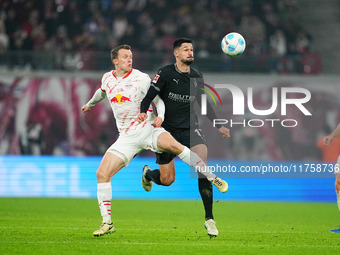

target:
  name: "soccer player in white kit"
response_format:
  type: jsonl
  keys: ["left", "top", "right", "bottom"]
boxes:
{"left": 323, "top": 123, "right": 340, "bottom": 233}
{"left": 81, "top": 45, "right": 228, "bottom": 237}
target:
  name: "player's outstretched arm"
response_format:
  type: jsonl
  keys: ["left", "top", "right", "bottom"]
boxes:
{"left": 218, "top": 126, "right": 230, "bottom": 138}
{"left": 323, "top": 123, "right": 340, "bottom": 145}
{"left": 81, "top": 88, "right": 106, "bottom": 114}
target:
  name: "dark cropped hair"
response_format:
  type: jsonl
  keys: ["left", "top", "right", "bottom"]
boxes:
{"left": 110, "top": 44, "right": 131, "bottom": 60}
{"left": 172, "top": 38, "right": 192, "bottom": 51}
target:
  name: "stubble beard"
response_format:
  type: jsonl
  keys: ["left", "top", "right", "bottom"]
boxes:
{"left": 182, "top": 59, "right": 194, "bottom": 65}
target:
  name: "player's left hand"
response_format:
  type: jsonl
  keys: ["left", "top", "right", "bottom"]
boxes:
{"left": 219, "top": 126, "right": 230, "bottom": 138}
{"left": 137, "top": 113, "right": 148, "bottom": 123}
{"left": 152, "top": 117, "right": 163, "bottom": 127}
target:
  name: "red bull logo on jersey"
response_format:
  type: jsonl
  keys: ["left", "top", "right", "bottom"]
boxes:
{"left": 110, "top": 94, "right": 131, "bottom": 105}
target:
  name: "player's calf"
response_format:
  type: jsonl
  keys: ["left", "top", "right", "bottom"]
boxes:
{"left": 160, "top": 171, "right": 175, "bottom": 186}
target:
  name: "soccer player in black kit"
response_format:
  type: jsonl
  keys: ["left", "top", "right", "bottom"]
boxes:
{"left": 137, "top": 38, "right": 230, "bottom": 237}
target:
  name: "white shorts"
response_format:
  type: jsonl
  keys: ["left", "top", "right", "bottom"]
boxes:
{"left": 107, "top": 124, "right": 167, "bottom": 166}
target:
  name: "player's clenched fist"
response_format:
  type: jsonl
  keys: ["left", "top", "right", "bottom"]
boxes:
{"left": 137, "top": 113, "right": 147, "bottom": 123}
{"left": 81, "top": 104, "right": 91, "bottom": 113}
{"left": 323, "top": 135, "right": 333, "bottom": 145}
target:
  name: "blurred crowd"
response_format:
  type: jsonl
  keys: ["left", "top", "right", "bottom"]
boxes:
{"left": 0, "top": 0, "right": 317, "bottom": 73}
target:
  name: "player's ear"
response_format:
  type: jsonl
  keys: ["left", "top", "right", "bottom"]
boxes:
{"left": 112, "top": 58, "right": 118, "bottom": 65}
{"left": 173, "top": 49, "right": 178, "bottom": 58}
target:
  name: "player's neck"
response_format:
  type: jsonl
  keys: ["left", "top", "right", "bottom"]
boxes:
{"left": 114, "top": 68, "right": 131, "bottom": 78}
{"left": 176, "top": 62, "right": 190, "bottom": 73}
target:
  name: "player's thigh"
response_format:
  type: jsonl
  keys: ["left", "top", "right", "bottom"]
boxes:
{"left": 108, "top": 134, "right": 143, "bottom": 166}
{"left": 156, "top": 132, "right": 184, "bottom": 154}
{"left": 97, "top": 152, "right": 125, "bottom": 180}
{"left": 190, "top": 144, "right": 208, "bottom": 163}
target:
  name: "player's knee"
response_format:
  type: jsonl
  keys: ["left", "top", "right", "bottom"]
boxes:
{"left": 96, "top": 168, "right": 109, "bottom": 182}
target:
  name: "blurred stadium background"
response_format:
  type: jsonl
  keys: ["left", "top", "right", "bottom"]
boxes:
{"left": 1, "top": 0, "right": 340, "bottom": 202}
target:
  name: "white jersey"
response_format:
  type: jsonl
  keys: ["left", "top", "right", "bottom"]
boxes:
{"left": 101, "top": 68, "right": 154, "bottom": 135}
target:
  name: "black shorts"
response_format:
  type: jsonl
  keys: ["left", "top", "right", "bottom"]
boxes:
{"left": 156, "top": 127, "right": 207, "bottom": 165}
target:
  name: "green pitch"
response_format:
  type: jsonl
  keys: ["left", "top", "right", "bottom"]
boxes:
{"left": 0, "top": 198, "right": 339, "bottom": 255}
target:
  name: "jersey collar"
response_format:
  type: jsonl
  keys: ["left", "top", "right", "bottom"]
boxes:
{"left": 174, "top": 64, "right": 190, "bottom": 74}
{"left": 112, "top": 68, "right": 133, "bottom": 79}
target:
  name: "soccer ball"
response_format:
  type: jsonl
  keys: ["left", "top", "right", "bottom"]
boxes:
{"left": 221, "top": 32, "right": 246, "bottom": 56}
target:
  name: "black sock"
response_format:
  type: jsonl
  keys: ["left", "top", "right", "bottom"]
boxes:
{"left": 145, "top": 169, "right": 162, "bottom": 185}
{"left": 198, "top": 174, "right": 214, "bottom": 220}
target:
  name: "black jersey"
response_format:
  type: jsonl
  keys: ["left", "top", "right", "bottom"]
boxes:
{"left": 151, "top": 64, "right": 203, "bottom": 132}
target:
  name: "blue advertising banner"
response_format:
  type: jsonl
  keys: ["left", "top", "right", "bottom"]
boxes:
{"left": 0, "top": 156, "right": 336, "bottom": 202}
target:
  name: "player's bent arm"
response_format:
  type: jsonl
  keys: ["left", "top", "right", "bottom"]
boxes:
{"left": 151, "top": 95, "right": 165, "bottom": 127}
{"left": 87, "top": 89, "right": 106, "bottom": 108}
{"left": 140, "top": 86, "right": 159, "bottom": 113}
{"left": 152, "top": 95, "right": 165, "bottom": 121}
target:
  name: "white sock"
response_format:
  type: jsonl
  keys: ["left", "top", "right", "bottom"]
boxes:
{"left": 178, "top": 146, "right": 216, "bottom": 181}
{"left": 97, "top": 182, "right": 112, "bottom": 223}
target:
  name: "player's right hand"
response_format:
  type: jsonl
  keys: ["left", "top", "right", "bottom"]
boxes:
{"left": 81, "top": 104, "right": 91, "bottom": 113}
{"left": 137, "top": 113, "right": 148, "bottom": 123}
{"left": 323, "top": 135, "right": 333, "bottom": 145}
{"left": 152, "top": 117, "right": 163, "bottom": 127}
{"left": 219, "top": 126, "right": 230, "bottom": 139}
